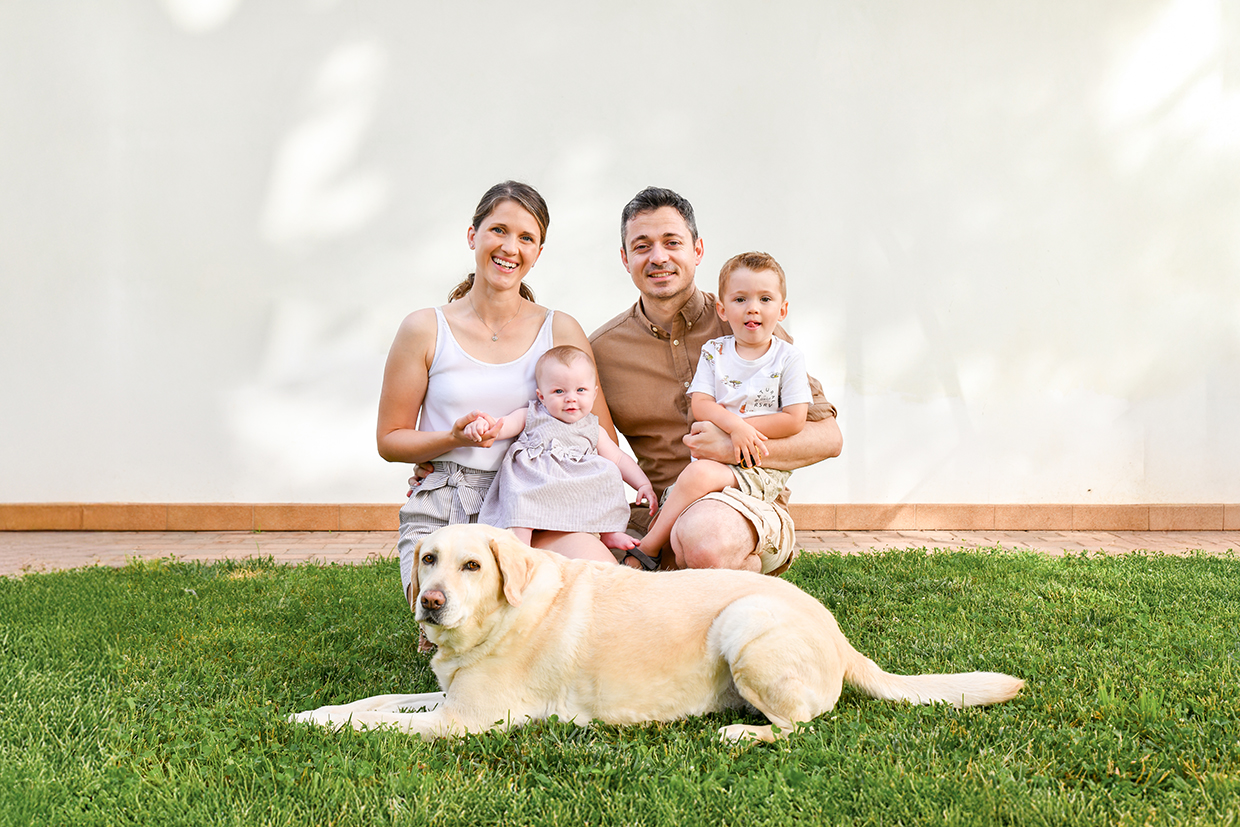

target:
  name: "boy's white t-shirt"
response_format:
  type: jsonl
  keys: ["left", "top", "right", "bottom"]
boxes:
{"left": 687, "top": 336, "right": 813, "bottom": 416}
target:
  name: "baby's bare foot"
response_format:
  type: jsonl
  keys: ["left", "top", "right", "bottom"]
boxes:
{"left": 601, "top": 531, "right": 638, "bottom": 551}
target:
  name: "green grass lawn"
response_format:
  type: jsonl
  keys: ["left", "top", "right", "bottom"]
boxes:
{"left": 1, "top": 548, "right": 1238, "bottom": 826}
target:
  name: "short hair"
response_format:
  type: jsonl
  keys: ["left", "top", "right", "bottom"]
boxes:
{"left": 534, "top": 345, "right": 597, "bottom": 386}
{"left": 620, "top": 186, "right": 698, "bottom": 248}
{"left": 717, "top": 252, "right": 788, "bottom": 299}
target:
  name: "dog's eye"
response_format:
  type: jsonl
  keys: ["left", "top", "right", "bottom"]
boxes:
{"left": 463, "top": 560, "right": 481, "bottom": 572}
{"left": 421, "top": 554, "right": 435, "bottom": 566}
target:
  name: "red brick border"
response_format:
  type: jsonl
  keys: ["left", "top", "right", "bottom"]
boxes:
{"left": 2, "top": 503, "right": 1237, "bottom": 532}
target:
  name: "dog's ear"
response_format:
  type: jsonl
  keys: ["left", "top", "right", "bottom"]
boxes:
{"left": 407, "top": 538, "right": 423, "bottom": 611}
{"left": 489, "top": 531, "right": 537, "bottom": 607}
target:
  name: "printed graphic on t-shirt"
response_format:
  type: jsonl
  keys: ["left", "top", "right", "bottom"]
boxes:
{"left": 737, "top": 373, "right": 781, "bottom": 414}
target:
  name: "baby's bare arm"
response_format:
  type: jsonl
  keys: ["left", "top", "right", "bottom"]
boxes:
{"left": 463, "top": 406, "right": 528, "bottom": 443}
{"left": 597, "top": 431, "right": 656, "bottom": 514}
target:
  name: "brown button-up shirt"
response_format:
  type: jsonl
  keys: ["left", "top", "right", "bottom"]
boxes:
{"left": 590, "top": 288, "right": 836, "bottom": 502}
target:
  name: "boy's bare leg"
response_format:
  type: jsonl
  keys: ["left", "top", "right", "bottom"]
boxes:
{"left": 508, "top": 526, "right": 534, "bottom": 545}
{"left": 636, "top": 460, "right": 737, "bottom": 563}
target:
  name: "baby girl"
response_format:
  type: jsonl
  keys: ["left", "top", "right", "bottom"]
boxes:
{"left": 465, "top": 345, "right": 656, "bottom": 557}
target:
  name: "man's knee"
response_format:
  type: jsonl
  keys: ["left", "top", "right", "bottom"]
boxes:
{"left": 671, "top": 500, "right": 759, "bottom": 572}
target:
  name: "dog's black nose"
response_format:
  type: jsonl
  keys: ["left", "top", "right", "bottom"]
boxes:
{"left": 421, "top": 589, "right": 446, "bottom": 611}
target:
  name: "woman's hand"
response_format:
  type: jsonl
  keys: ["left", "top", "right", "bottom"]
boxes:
{"left": 462, "top": 412, "right": 500, "bottom": 443}
{"left": 455, "top": 410, "right": 501, "bottom": 447}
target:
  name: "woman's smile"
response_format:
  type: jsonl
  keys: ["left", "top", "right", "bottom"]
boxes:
{"left": 468, "top": 200, "right": 543, "bottom": 287}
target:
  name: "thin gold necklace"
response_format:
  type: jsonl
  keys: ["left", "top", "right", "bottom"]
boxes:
{"left": 469, "top": 292, "right": 523, "bottom": 342}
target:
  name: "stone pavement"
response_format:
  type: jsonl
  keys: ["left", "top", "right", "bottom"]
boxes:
{"left": 2, "top": 529, "right": 1237, "bottom": 577}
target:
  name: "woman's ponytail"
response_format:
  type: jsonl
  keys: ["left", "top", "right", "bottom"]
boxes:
{"left": 448, "top": 274, "right": 535, "bottom": 303}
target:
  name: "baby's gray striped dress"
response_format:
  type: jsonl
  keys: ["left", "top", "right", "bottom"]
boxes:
{"left": 478, "top": 400, "right": 629, "bottom": 533}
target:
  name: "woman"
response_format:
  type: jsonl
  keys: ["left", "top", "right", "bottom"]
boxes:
{"left": 377, "top": 181, "right": 619, "bottom": 605}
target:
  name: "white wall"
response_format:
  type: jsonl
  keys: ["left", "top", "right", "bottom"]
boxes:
{"left": 2, "top": 0, "right": 1238, "bottom": 505}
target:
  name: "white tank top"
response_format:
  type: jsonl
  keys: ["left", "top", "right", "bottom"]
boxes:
{"left": 418, "top": 306, "right": 556, "bottom": 471}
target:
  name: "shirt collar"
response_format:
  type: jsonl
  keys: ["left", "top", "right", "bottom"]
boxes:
{"left": 634, "top": 288, "right": 711, "bottom": 339}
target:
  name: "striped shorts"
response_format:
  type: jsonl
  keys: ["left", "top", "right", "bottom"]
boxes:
{"left": 398, "top": 461, "right": 496, "bottom": 601}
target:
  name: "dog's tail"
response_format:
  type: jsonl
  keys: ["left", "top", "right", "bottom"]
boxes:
{"left": 843, "top": 649, "right": 1024, "bottom": 709}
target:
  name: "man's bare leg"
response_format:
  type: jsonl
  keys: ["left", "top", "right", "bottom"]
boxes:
{"left": 669, "top": 498, "right": 761, "bottom": 572}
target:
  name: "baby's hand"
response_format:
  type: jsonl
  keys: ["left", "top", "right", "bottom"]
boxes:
{"left": 635, "top": 483, "right": 658, "bottom": 517}
{"left": 730, "top": 422, "right": 768, "bottom": 468}
{"left": 454, "top": 410, "right": 503, "bottom": 447}
{"left": 462, "top": 413, "right": 496, "bottom": 443}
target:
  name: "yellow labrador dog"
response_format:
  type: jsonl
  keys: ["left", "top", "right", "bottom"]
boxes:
{"left": 290, "top": 524, "right": 1023, "bottom": 742}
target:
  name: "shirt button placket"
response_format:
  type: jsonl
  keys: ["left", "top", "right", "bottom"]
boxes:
{"left": 672, "top": 317, "right": 694, "bottom": 407}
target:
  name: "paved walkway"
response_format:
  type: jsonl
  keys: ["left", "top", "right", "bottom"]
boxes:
{"left": 2, "top": 530, "right": 1237, "bottom": 577}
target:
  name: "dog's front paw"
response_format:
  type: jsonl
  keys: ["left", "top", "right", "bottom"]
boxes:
{"left": 288, "top": 709, "right": 338, "bottom": 729}
{"left": 718, "top": 723, "right": 769, "bottom": 743}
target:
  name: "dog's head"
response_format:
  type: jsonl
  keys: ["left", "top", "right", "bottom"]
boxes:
{"left": 409, "top": 524, "right": 542, "bottom": 647}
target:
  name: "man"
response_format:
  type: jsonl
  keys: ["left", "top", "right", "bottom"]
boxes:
{"left": 590, "top": 187, "right": 842, "bottom": 575}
